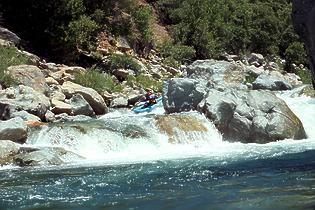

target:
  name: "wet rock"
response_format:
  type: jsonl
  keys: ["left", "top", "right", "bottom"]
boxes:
{"left": 61, "top": 81, "right": 108, "bottom": 115}
{"left": 155, "top": 114, "right": 208, "bottom": 143}
{"left": 45, "top": 110, "right": 56, "bottom": 122}
{"left": 14, "top": 147, "right": 85, "bottom": 166}
{"left": 69, "top": 94, "right": 95, "bottom": 116}
{"left": 0, "top": 117, "right": 28, "bottom": 143}
{"left": 8, "top": 65, "right": 49, "bottom": 94}
{"left": 163, "top": 78, "right": 206, "bottom": 113}
{"left": 252, "top": 74, "right": 292, "bottom": 91}
{"left": 198, "top": 89, "right": 306, "bottom": 143}
{"left": 55, "top": 114, "right": 92, "bottom": 122}
{"left": 10, "top": 111, "right": 41, "bottom": 121}
{"left": 0, "top": 140, "right": 21, "bottom": 165}
{"left": 128, "top": 94, "right": 144, "bottom": 106}
{"left": 110, "top": 97, "right": 129, "bottom": 108}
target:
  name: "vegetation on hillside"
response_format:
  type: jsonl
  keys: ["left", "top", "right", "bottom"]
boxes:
{"left": 0, "top": 46, "right": 31, "bottom": 87}
{"left": 74, "top": 67, "right": 123, "bottom": 93}
{"left": 0, "top": 0, "right": 310, "bottom": 78}
{"left": 156, "top": 0, "right": 307, "bottom": 70}
{"left": 0, "top": 0, "right": 153, "bottom": 63}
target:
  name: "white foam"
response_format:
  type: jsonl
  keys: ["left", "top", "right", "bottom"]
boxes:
{"left": 25, "top": 91, "right": 315, "bottom": 166}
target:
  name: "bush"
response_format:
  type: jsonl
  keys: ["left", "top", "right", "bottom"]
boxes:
{"left": 132, "top": 5, "right": 153, "bottom": 43}
{"left": 0, "top": 46, "right": 31, "bottom": 87}
{"left": 295, "top": 68, "right": 313, "bottom": 84}
{"left": 158, "top": 41, "right": 196, "bottom": 67}
{"left": 65, "top": 15, "right": 99, "bottom": 50}
{"left": 126, "top": 74, "right": 163, "bottom": 92}
{"left": 74, "top": 67, "right": 123, "bottom": 93}
{"left": 109, "top": 54, "right": 142, "bottom": 73}
{"left": 284, "top": 42, "right": 307, "bottom": 71}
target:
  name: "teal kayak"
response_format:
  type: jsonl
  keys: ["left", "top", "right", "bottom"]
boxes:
{"left": 132, "top": 97, "right": 162, "bottom": 113}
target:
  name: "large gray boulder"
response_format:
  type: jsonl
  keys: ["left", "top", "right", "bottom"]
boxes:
{"left": 0, "top": 85, "right": 50, "bottom": 119}
{"left": 163, "top": 78, "right": 206, "bottom": 113}
{"left": 8, "top": 65, "right": 49, "bottom": 94}
{"left": 0, "top": 117, "right": 28, "bottom": 143}
{"left": 187, "top": 59, "right": 246, "bottom": 87}
{"left": 61, "top": 81, "right": 108, "bottom": 115}
{"left": 198, "top": 89, "right": 306, "bottom": 143}
{"left": 292, "top": 0, "right": 315, "bottom": 87}
{"left": 252, "top": 74, "right": 292, "bottom": 91}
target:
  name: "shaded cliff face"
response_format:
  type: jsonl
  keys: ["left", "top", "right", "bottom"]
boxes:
{"left": 292, "top": 0, "right": 315, "bottom": 87}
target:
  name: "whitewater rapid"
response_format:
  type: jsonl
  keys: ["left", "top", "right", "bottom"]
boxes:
{"left": 23, "top": 89, "right": 315, "bottom": 167}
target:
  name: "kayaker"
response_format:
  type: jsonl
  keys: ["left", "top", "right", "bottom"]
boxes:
{"left": 141, "top": 88, "right": 157, "bottom": 108}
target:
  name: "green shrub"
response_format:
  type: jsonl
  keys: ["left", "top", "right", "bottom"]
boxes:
{"left": 65, "top": 15, "right": 99, "bottom": 50}
{"left": 126, "top": 74, "right": 163, "bottom": 92}
{"left": 158, "top": 41, "right": 196, "bottom": 67}
{"left": 0, "top": 46, "right": 31, "bottom": 87}
{"left": 284, "top": 42, "right": 308, "bottom": 71}
{"left": 74, "top": 67, "right": 123, "bottom": 93}
{"left": 132, "top": 5, "right": 153, "bottom": 43}
{"left": 109, "top": 54, "right": 142, "bottom": 73}
{"left": 295, "top": 68, "right": 312, "bottom": 84}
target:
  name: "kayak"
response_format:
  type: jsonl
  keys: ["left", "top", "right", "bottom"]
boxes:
{"left": 132, "top": 97, "right": 162, "bottom": 113}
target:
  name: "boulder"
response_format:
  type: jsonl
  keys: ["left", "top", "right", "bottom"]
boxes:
{"left": 45, "top": 110, "right": 56, "bottom": 122}
{"left": 110, "top": 97, "right": 129, "bottom": 108}
{"left": 45, "top": 77, "right": 59, "bottom": 86}
{"left": 8, "top": 65, "right": 48, "bottom": 93}
{"left": 187, "top": 59, "right": 246, "bottom": 87}
{"left": 0, "top": 117, "right": 28, "bottom": 143}
{"left": 247, "top": 53, "right": 264, "bottom": 67}
{"left": 14, "top": 147, "right": 85, "bottom": 166}
{"left": 128, "top": 94, "right": 144, "bottom": 106}
{"left": 198, "top": 89, "right": 306, "bottom": 143}
{"left": 0, "top": 140, "right": 21, "bottom": 165}
{"left": 155, "top": 114, "right": 208, "bottom": 143}
{"left": 252, "top": 74, "right": 292, "bottom": 91}
{"left": 0, "top": 27, "right": 21, "bottom": 46}
{"left": 69, "top": 94, "right": 95, "bottom": 116}
{"left": 116, "top": 36, "right": 132, "bottom": 52}
{"left": 51, "top": 99, "right": 72, "bottom": 115}
{"left": 112, "top": 69, "right": 130, "bottom": 80}
{"left": 0, "top": 85, "right": 51, "bottom": 119}
{"left": 163, "top": 78, "right": 206, "bottom": 113}
{"left": 10, "top": 111, "right": 41, "bottom": 121}
{"left": 61, "top": 81, "right": 108, "bottom": 115}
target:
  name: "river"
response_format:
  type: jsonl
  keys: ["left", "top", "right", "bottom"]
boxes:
{"left": 0, "top": 90, "right": 314, "bottom": 210}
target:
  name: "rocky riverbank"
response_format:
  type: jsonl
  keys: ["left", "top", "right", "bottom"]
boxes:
{"left": 0, "top": 26, "right": 314, "bottom": 167}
